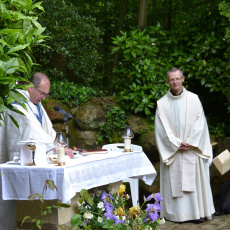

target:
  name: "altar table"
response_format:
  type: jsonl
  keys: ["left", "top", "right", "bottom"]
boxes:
{"left": 0, "top": 150, "right": 157, "bottom": 228}
{"left": 0, "top": 150, "right": 156, "bottom": 203}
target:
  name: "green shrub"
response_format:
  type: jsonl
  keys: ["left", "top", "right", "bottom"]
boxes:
{"left": 95, "top": 105, "right": 128, "bottom": 145}
{"left": 33, "top": 0, "right": 104, "bottom": 86}
{"left": 49, "top": 80, "right": 104, "bottom": 107}
{"left": 0, "top": 0, "right": 48, "bottom": 127}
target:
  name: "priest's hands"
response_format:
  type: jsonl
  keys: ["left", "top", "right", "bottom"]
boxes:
{"left": 179, "top": 142, "right": 190, "bottom": 151}
{"left": 64, "top": 147, "right": 74, "bottom": 158}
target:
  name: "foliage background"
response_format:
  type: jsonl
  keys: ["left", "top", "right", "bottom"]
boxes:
{"left": 1, "top": 0, "right": 230, "bottom": 137}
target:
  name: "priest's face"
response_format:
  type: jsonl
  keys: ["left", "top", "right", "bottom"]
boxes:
{"left": 28, "top": 79, "right": 50, "bottom": 104}
{"left": 167, "top": 70, "right": 185, "bottom": 94}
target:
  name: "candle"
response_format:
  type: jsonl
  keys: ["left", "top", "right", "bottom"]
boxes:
{"left": 124, "top": 136, "right": 131, "bottom": 152}
{"left": 57, "top": 144, "right": 65, "bottom": 166}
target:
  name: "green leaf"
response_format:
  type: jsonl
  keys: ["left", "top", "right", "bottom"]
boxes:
{"left": 70, "top": 214, "right": 82, "bottom": 227}
{"left": 80, "top": 189, "right": 89, "bottom": 200}
{"left": 201, "top": 79, "right": 205, "bottom": 85}
{"left": 7, "top": 44, "right": 29, "bottom": 54}
{"left": 87, "top": 196, "right": 94, "bottom": 206}
{"left": 57, "top": 203, "right": 71, "bottom": 208}
{"left": 8, "top": 114, "right": 19, "bottom": 129}
{"left": 131, "top": 51, "right": 136, "bottom": 58}
{"left": 0, "top": 104, "right": 9, "bottom": 112}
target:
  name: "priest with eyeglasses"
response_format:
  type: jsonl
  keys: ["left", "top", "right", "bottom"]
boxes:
{"left": 155, "top": 67, "right": 215, "bottom": 224}
{"left": 0, "top": 72, "right": 74, "bottom": 230}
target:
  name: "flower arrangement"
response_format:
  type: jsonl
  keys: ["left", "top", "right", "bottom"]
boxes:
{"left": 70, "top": 184, "right": 165, "bottom": 229}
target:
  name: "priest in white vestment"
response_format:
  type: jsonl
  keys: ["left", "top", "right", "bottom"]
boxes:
{"left": 0, "top": 72, "right": 73, "bottom": 230}
{"left": 155, "top": 67, "right": 215, "bottom": 223}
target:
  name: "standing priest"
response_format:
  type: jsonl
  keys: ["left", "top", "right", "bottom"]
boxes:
{"left": 155, "top": 67, "right": 215, "bottom": 223}
{"left": 0, "top": 72, "right": 73, "bottom": 230}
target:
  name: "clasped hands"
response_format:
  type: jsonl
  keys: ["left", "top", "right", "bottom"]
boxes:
{"left": 179, "top": 142, "right": 190, "bottom": 151}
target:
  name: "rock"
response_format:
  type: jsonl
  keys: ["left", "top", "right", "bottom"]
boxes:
{"left": 69, "top": 129, "right": 98, "bottom": 149}
{"left": 139, "top": 130, "right": 159, "bottom": 163}
{"left": 43, "top": 99, "right": 73, "bottom": 123}
{"left": 74, "top": 102, "right": 106, "bottom": 131}
{"left": 127, "top": 115, "right": 150, "bottom": 134}
{"left": 73, "top": 96, "right": 119, "bottom": 131}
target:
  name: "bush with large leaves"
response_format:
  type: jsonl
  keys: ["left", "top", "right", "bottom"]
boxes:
{"left": 0, "top": 0, "right": 48, "bottom": 127}
{"left": 112, "top": 19, "right": 230, "bottom": 135}
{"left": 33, "top": 0, "right": 104, "bottom": 86}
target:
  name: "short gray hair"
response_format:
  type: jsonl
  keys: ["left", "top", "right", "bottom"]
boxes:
{"left": 167, "top": 67, "right": 183, "bottom": 79}
{"left": 29, "top": 72, "right": 50, "bottom": 88}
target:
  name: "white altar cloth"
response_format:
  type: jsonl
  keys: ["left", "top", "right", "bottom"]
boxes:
{"left": 0, "top": 151, "right": 157, "bottom": 204}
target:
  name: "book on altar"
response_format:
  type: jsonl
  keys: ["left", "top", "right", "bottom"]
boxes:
{"left": 213, "top": 149, "right": 230, "bottom": 175}
{"left": 79, "top": 149, "right": 108, "bottom": 155}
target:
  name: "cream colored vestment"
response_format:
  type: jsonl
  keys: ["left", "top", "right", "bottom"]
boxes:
{"left": 155, "top": 88, "right": 215, "bottom": 222}
{"left": 0, "top": 89, "right": 56, "bottom": 163}
{"left": 0, "top": 89, "right": 56, "bottom": 230}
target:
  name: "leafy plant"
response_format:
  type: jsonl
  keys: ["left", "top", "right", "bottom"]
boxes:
{"left": 0, "top": 0, "right": 48, "bottom": 127}
{"left": 33, "top": 0, "right": 104, "bottom": 86}
{"left": 112, "top": 26, "right": 169, "bottom": 119}
{"left": 22, "top": 180, "right": 70, "bottom": 230}
{"left": 49, "top": 79, "right": 104, "bottom": 107}
{"left": 71, "top": 184, "right": 165, "bottom": 229}
{"left": 95, "top": 105, "right": 127, "bottom": 145}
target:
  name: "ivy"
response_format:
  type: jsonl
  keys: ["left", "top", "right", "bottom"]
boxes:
{"left": 49, "top": 80, "right": 104, "bottom": 107}
{"left": 95, "top": 105, "right": 128, "bottom": 145}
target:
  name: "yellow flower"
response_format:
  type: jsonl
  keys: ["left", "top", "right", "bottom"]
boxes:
{"left": 128, "top": 206, "right": 140, "bottom": 215}
{"left": 117, "top": 207, "right": 124, "bottom": 216}
{"left": 117, "top": 184, "right": 126, "bottom": 196}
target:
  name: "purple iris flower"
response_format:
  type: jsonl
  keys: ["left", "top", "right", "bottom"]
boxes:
{"left": 146, "top": 204, "right": 154, "bottom": 212}
{"left": 104, "top": 213, "right": 117, "bottom": 223}
{"left": 146, "top": 203, "right": 162, "bottom": 212}
{"left": 104, "top": 201, "right": 114, "bottom": 213}
{"left": 144, "top": 211, "right": 159, "bottom": 223}
{"left": 104, "top": 213, "right": 126, "bottom": 225}
{"left": 108, "top": 193, "right": 114, "bottom": 201}
{"left": 146, "top": 194, "right": 153, "bottom": 201}
{"left": 149, "top": 211, "right": 159, "bottom": 221}
{"left": 153, "top": 203, "right": 162, "bottom": 212}
{"left": 154, "top": 192, "right": 164, "bottom": 201}
{"left": 101, "top": 192, "right": 107, "bottom": 201}
{"left": 101, "top": 192, "right": 115, "bottom": 202}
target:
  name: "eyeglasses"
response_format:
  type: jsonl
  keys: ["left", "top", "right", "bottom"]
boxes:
{"left": 168, "top": 78, "right": 183, "bottom": 83}
{"left": 35, "top": 88, "right": 49, "bottom": 97}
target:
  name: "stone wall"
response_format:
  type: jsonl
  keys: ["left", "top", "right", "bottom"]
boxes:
{"left": 43, "top": 97, "right": 230, "bottom": 200}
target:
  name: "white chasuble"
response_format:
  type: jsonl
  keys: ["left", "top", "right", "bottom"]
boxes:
{"left": 155, "top": 87, "right": 215, "bottom": 222}
{"left": 0, "top": 89, "right": 56, "bottom": 163}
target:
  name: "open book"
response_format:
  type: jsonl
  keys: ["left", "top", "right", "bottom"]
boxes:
{"left": 79, "top": 149, "right": 108, "bottom": 155}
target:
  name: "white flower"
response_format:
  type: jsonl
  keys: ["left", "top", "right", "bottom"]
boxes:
{"left": 116, "top": 215, "right": 120, "bottom": 220}
{"left": 126, "top": 194, "right": 130, "bottom": 199}
{"left": 97, "top": 201, "right": 104, "bottom": 209}
{"left": 121, "top": 215, "right": 126, "bottom": 221}
{"left": 77, "top": 200, "right": 85, "bottom": 207}
{"left": 158, "top": 218, "right": 165, "bottom": 225}
{"left": 83, "top": 211, "right": 93, "bottom": 219}
{"left": 98, "top": 216, "right": 103, "bottom": 223}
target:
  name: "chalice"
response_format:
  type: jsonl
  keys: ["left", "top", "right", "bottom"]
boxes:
{"left": 27, "top": 144, "right": 36, "bottom": 166}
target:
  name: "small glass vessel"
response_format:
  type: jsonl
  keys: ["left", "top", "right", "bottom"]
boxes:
{"left": 54, "top": 132, "right": 67, "bottom": 147}
{"left": 13, "top": 152, "right": 20, "bottom": 162}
